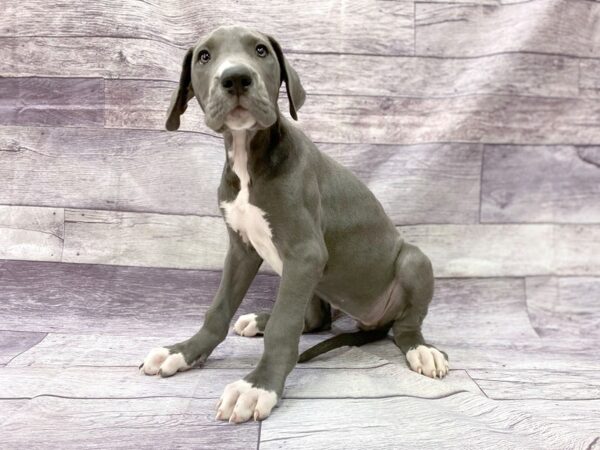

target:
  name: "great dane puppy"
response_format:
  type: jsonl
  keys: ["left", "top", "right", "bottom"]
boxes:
{"left": 140, "top": 25, "right": 449, "bottom": 423}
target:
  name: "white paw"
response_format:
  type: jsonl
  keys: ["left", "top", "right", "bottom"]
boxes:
{"left": 215, "top": 379, "right": 278, "bottom": 423}
{"left": 139, "top": 347, "right": 190, "bottom": 377}
{"left": 406, "top": 345, "right": 449, "bottom": 379}
{"left": 233, "top": 313, "right": 262, "bottom": 337}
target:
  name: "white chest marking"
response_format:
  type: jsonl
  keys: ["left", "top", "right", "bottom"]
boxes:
{"left": 220, "top": 130, "right": 283, "bottom": 276}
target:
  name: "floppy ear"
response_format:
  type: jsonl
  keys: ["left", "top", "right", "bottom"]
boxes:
{"left": 166, "top": 48, "right": 194, "bottom": 131}
{"left": 267, "top": 36, "right": 306, "bottom": 120}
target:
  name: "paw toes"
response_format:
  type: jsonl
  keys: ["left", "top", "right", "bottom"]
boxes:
{"left": 406, "top": 345, "right": 450, "bottom": 379}
{"left": 140, "top": 347, "right": 189, "bottom": 376}
{"left": 216, "top": 379, "right": 277, "bottom": 423}
{"left": 233, "top": 313, "right": 262, "bottom": 337}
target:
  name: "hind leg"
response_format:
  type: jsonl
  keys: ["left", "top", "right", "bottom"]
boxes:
{"left": 233, "top": 293, "right": 331, "bottom": 337}
{"left": 392, "top": 243, "right": 449, "bottom": 379}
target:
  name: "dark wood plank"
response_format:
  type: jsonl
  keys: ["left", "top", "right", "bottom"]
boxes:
{"left": 0, "top": 331, "right": 46, "bottom": 364}
{"left": 468, "top": 369, "right": 600, "bottom": 400}
{"left": 481, "top": 145, "right": 600, "bottom": 223}
{"left": 416, "top": 1, "right": 600, "bottom": 58}
{"left": 0, "top": 205, "right": 63, "bottom": 262}
{"left": 105, "top": 80, "right": 600, "bottom": 145}
{"left": 0, "top": 260, "right": 275, "bottom": 335}
{"left": 0, "top": 78, "right": 104, "bottom": 127}
{"left": 0, "top": 126, "right": 482, "bottom": 223}
{"left": 259, "top": 395, "right": 598, "bottom": 449}
{"left": 0, "top": 38, "right": 580, "bottom": 98}
{"left": 8, "top": 0, "right": 413, "bottom": 55}
{"left": 1, "top": 397, "right": 259, "bottom": 449}
{"left": 525, "top": 277, "right": 600, "bottom": 340}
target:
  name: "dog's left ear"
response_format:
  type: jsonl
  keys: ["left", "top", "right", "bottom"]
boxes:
{"left": 166, "top": 47, "right": 194, "bottom": 131}
{"left": 267, "top": 36, "right": 306, "bottom": 120}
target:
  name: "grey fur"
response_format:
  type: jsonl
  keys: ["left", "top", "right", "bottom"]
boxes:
{"left": 144, "top": 24, "right": 448, "bottom": 411}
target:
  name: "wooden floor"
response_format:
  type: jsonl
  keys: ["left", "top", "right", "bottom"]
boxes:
{"left": 0, "top": 260, "right": 598, "bottom": 449}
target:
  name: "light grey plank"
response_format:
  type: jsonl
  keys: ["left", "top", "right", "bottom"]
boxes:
{"left": 499, "top": 399, "right": 600, "bottom": 436}
{"left": 260, "top": 394, "right": 598, "bottom": 449}
{"left": 0, "top": 400, "right": 28, "bottom": 427}
{"left": 105, "top": 80, "right": 600, "bottom": 145}
{"left": 0, "top": 77, "right": 104, "bottom": 127}
{"left": 468, "top": 369, "right": 600, "bottom": 400}
{"left": 0, "top": 260, "right": 275, "bottom": 335}
{"left": 0, "top": 331, "right": 46, "bottom": 364}
{"left": 0, "top": 363, "right": 480, "bottom": 400}
{"left": 580, "top": 59, "right": 600, "bottom": 98}
{"left": 0, "top": 205, "right": 63, "bottom": 261}
{"left": 60, "top": 210, "right": 600, "bottom": 276}
{"left": 416, "top": 1, "right": 600, "bottom": 58}
{"left": 8, "top": 0, "right": 413, "bottom": 55}
{"left": 525, "top": 277, "right": 600, "bottom": 340}
{"left": 0, "top": 125, "right": 225, "bottom": 216}
{"left": 1, "top": 397, "right": 259, "bottom": 449}
{"left": 0, "top": 126, "right": 482, "bottom": 223}
{"left": 0, "top": 38, "right": 580, "bottom": 99}
{"left": 481, "top": 146, "right": 600, "bottom": 223}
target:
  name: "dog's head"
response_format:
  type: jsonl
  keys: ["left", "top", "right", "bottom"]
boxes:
{"left": 165, "top": 25, "right": 305, "bottom": 133}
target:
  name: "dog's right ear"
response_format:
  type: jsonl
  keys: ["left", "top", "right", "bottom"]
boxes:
{"left": 166, "top": 48, "right": 194, "bottom": 131}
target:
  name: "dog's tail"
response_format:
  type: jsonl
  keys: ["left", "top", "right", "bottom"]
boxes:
{"left": 297, "top": 322, "right": 393, "bottom": 363}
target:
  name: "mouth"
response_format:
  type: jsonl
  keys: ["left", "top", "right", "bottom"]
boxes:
{"left": 224, "top": 103, "right": 256, "bottom": 130}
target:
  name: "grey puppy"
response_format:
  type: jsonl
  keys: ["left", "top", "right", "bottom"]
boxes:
{"left": 140, "top": 25, "right": 449, "bottom": 423}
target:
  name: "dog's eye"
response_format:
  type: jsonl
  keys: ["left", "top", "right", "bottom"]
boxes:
{"left": 256, "top": 44, "right": 268, "bottom": 57}
{"left": 198, "top": 50, "right": 211, "bottom": 64}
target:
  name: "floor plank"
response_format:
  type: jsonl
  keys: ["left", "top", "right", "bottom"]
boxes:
{"left": 0, "top": 331, "right": 46, "bottom": 364}
{"left": 0, "top": 205, "right": 63, "bottom": 262}
{"left": 0, "top": 77, "right": 104, "bottom": 127}
{"left": 8, "top": 0, "right": 413, "bottom": 55}
{"left": 468, "top": 369, "right": 600, "bottom": 400}
{"left": 259, "top": 394, "right": 598, "bottom": 449}
{"left": 0, "top": 396, "right": 259, "bottom": 449}
{"left": 481, "top": 146, "right": 600, "bottom": 223}
{"left": 580, "top": 59, "right": 600, "bottom": 97}
{"left": 106, "top": 80, "right": 600, "bottom": 145}
{"left": 416, "top": 1, "right": 600, "bottom": 58}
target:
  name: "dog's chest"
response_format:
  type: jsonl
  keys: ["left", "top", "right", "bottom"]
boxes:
{"left": 220, "top": 132, "right": 283, "bottom": 276}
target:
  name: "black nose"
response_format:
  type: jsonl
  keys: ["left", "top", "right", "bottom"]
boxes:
{"left": 221, "top": 66, "right": 253, "bottom": 95}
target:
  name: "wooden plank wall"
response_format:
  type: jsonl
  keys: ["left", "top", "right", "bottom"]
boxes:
{"left": 1, "top": 0, "right": 600, "bottom": 278}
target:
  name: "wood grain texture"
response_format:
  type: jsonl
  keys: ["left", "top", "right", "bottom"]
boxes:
{"left": 6, "top": 0, "right": 413, "bottom": 55}
{"left": 481, "top": 145, "right": 600, "bottom": 223}
{"left": 416, "top": 0, "right": 600, "bottom": 58}
{"left": 525, "top": 277, "right": 600, "bottom": 340}
{"left": 580, "top": 59, "right": 600, "bottom": 98}
{"left": 469, "top": 369, "right": 600, "bottom": 400}
{"left": 0, "top": 205, "right": 63, "bottom": 261}
{"left": 0, "top": 77, "right": 104, "bottom": 127}
{"left": 0, "top": 37, "right": 580, "bottom": 98}
{"left": 0, "top": 397, "right": 259, "bottom": 449}
{"left": 0, "top": 125, "right": 226, "bottom": 216}
{"left": 105, "top": 80, "right": 600, "bottom": 145}
{"left": 0, "top": 260, "right": 275, "bottom": 335}
{"left": 58, "top": 209, "right": 600, "bottom": 275}
{"left": 259, "top": 394, "right": 598, "bottom": 449}
{"left": 0, "top": 331, "right": 46, "bottom": 364}
{"left": 0, "top": 126, "right": 482, "bottom": 223}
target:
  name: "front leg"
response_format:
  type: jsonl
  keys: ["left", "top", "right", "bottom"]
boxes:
{"left": 216, "top": 244, "right": 327, "bottom": 423}
{"left": 140, "top": 233, "right": 262, "bottom": 377}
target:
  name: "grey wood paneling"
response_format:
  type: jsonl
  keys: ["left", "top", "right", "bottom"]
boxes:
{"left": 0, "top": 205, "right": 63, "bottom": 261}
{"left": 0, "top": 38, "right": 580, "bottom": 98}
{"left": 105, "top": 80, "right": 600, "bottom": 144}
{"left": 580, "top": 59, "right": 600, "bottom": 98}
{"left": 58, "top": 209, "right": 600, "bottom": 275}
{"left": 1, "top": 397, "right": 259, "bottom": 449}
{"left": 7, "top": 0, "right": 413, "bottom": 55}
{"left": 0, "top": 126, "right": 482, "bottom": 223}
{"left": 259, "top": 395, "right": 598, "bottom": 449}
{"left": 525, "top": 277, "right": 600, "bottom": 340}
{"left": 0, "top": 77, "right": 104, "bottom": 127}
{"left": 481, "top": 145, "right": 600, "bottom": 223}
{"left": 0, "top": 331, "right": 46, "bottom": 364}
{"left": 0, "top": 125, "right": 226, "bottom": 216}
{"left": 416, "top": 1, "right": 600, "bottom": 58}
{"left": 0, "top": 260, "right": 275, "bottom": 335}
{"left": 468, "top": 369, "right": 600, "bottom": 400}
